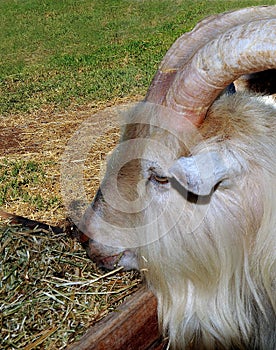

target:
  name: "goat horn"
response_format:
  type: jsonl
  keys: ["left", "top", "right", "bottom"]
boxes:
{"left": 165, "top": 17, "right": 276, "bottom": 126}
{"left": 146, "top": 6, "right": 276, "bottom": 104}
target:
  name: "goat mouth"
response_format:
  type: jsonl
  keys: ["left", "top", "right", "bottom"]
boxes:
{"left": 97, "top": 253, "right": 123, "bottom": 271}
{"left": 95, "top": 250, "right": 138, "bottom": 271}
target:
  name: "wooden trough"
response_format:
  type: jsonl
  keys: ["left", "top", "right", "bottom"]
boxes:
{"left": 66, "top": 286, "right": 168, "bottom": 350}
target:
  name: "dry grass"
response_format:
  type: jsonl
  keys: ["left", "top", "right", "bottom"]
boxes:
{"left": 0, "top": 98, "right": 142, "bottom": 349}
{"left": 0, "top": 222, "right": 140, "bottom": 349}
{"left": 0, "top": 96, "right": 142, "bottom": 224}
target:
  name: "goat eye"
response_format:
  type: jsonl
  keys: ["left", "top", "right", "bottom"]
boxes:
{"left": 152, "top": 174, "right": 169, "bottom": 184}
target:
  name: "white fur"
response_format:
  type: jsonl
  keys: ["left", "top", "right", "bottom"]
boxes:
{"left": 87, "top": 93, "right": 276, "bottom": 349}
{"left": 137, "top": 94, "right": 276, "bottom": 349}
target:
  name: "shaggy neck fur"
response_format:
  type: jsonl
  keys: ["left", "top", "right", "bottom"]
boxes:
{"left": 138, "top": 94, "right": 276, "bottom": 349}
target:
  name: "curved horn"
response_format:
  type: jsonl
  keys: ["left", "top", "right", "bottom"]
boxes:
{"left": 164, "top": 18, "right": 276, "bottom": 126}
{"left": 146, "top": 6, "right": 276, "bottom": 104}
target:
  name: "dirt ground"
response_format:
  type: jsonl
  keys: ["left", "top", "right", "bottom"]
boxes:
{"left": 0, "top": 96, "right": 142, "bottom": 224}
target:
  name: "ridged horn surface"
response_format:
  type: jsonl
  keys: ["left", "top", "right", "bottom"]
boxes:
{"left": 146, "top": 6, "right": 276, "bottom": 104}
{"left": 165, "top": 18, "right": 276, "bottom": 125}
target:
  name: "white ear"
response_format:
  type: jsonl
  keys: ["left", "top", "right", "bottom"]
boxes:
{"left": 169, "top": 151, "right": 242, "bottom": 196}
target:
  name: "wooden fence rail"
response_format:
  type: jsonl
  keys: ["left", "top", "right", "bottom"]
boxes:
{"left": 67, "top": 286, "right": 168, "bottom": 350}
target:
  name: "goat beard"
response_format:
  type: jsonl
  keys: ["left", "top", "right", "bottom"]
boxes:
{"left": 138, "top": 171, "right": 276, "bottom": 350}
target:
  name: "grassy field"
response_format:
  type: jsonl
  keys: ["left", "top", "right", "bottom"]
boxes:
{"left": 1, "top": 0, "right": 274, "bottom": 216}
{"left": 0, "top": 0, "right": 274, "bottom": 115}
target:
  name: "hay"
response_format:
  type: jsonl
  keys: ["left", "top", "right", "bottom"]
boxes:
{"left": 0, "top": 98, "right": 143, "bottom": 349}
{"left": 0, "top": 221, "right": 141, "bottom": 349}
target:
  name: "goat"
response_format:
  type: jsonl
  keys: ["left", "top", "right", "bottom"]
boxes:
{"left": 79, "top": 6, "right": 276, "bottom": 350}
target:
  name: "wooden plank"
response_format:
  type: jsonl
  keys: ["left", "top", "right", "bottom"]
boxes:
{"left": 67, "top": 286, "right": 166, "bottom": 350}
{"left": 0, "top": 209, "right": 63, "bottom": 233}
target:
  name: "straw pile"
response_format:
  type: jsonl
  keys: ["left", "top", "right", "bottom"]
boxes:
{"left": 0, "top": 98, "right": 142, "bottom": 349}
{"left": 0, "top": 222, "right": 140, "bottom": 349}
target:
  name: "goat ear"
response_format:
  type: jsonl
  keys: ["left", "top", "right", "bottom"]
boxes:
{"left": 169, "top": 152, "right": 236, "bottom": 196}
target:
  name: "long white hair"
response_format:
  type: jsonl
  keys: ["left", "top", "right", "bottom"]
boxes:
{"left": 138, "top": 94, "right": 276, "bottom": 349}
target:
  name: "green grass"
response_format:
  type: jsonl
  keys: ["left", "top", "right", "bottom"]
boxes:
{"left": 0, "top": 159, "right": 61, "bottom": 210}
{"left": 0, "top": 0, "right": 274, "bottom": 114}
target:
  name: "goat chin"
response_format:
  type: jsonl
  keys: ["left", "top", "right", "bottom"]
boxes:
{"left": 137, "top": 94, "right": 276, "bottom": 350}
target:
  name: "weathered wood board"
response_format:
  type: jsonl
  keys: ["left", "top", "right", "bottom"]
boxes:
{"left": 67, "top": 286, "right": 168, "bottom": 350}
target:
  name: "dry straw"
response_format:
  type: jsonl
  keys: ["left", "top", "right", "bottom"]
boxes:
{"left": 0, "top": 98, "right": 142, "bottom": 349}
{"left": 0, "top": 222, "right": 140, "bottom": 349}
